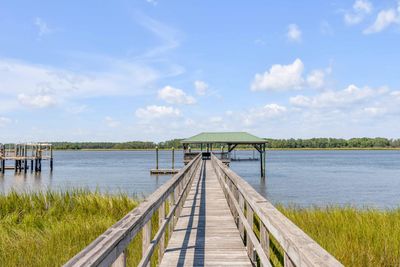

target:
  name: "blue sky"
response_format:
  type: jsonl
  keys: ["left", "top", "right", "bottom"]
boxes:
{"left": 1, "top": 0, "right": 400, "bottom": 142}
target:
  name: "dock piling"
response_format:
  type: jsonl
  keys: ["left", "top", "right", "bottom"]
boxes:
{"left": 172, "top": 147, "right": 175, "bottom": 170}
{"left": 156, "top": 146, "right": 159, "bottom": 170}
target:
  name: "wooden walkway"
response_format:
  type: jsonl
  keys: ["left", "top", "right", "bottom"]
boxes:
{"left": 160, "top": 161, "right": 252, "bottom": 267}
{"left": 65, "top": 154, "right": 343, "bottom": 267}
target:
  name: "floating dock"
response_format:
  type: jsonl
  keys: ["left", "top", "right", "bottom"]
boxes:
{"left": 150, "top": 168, "right": 180, "bottom": 175}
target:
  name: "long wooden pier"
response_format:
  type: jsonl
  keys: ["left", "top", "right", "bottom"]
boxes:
{"left": 0, "top": 143, "right": 53, "bottom": 173}
{"left": 65, "top": 153, "right": 343, "bottom": 267}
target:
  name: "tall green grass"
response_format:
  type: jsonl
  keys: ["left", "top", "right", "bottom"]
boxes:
{"left": 278, "top": 205, "right": 400, "bottom": 267}
{"left": 0, "top": 190, "right": 139, "bottom": 266}
{"left": 1, "top": 190, "right": 399, "bottom": 267}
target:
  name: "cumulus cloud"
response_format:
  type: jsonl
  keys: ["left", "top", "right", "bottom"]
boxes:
{"left": 364, "top": 9, "right": 399, "bottom": 34}
{"left": 241, "top": 104, "right": 287, "bottom": 126}
{"left": 0, "top": 58, "right": 160, "bottom": 111}
{"left": 158, "top": 86, "right": 196, "bottom": 105}
{"left": 344, "top": 0, "right": 373, "bottom": 25}
{"left": 287, "top": 24, "right": 302, "bottom": 42}
{"left": 194, "top": 80, "right": 208, "bottom": 95}
{"left": 0, "top": 117, "right": 12, "bottom": 127}
{"left": 290, "top": 84, "right": 387, "bottom": 109}
{"left": 135, "top": 105, "right": 180, "bottom": 120}
{"left": 17, "top": 93, "right": 57, "bottom": 108}
{"left": 104, "top": 116, "right": 120, "bottom": 128}
{"left": 251, "top": 58, "right": 304, "bottom": 91}
{"left": 307, "top": 70, "right": 326, "bottom": 89}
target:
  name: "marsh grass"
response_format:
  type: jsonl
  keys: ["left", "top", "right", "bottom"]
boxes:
{"left": 278, "top": 205, "right": 400, "bottom": 267}
{"left": 0, "top": 189, "right": 140, "bottom": 266}
{"left": 1, "top": 190, "right": 399, "bottom": 267}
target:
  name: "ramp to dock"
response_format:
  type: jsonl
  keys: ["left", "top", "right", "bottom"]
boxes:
{"left": 160, "top": 161, "right": 252, "bottom": 267}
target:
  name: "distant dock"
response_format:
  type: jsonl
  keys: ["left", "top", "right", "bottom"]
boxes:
{"left": 0, "top": 143, "right": 53, "bottom": 173}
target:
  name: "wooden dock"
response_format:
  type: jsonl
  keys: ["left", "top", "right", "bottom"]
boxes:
{"left": 160, "top": 161, "right": 251, "bottom": 266}
{"left": 0, "top": 143, "right": 53, "bottom": 173}
{"left": 65, "top": 154, "right": 343, "bottom": 267}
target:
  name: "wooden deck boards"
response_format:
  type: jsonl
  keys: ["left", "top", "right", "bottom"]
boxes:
{"left": 160, "top": 160, "right": 252, "bottom": 267}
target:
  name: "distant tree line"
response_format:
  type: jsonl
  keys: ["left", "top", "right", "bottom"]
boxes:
{"left": 47, "top": 137, "right": 400, "bottom": 150}
{"left": 265, "top": 138, "right": 400, "bottom": 149}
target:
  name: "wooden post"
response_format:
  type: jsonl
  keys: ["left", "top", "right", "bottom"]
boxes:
{"left": 172, "top": 147, "right": 175, "bottom": 170}
{"left": 155, "top": 146, "right": 159, "bottom": 170}
{"left": 50, "top": 145, "right": 53, "bottom": 171}
{"left": 238, "top": 194, "right": 245, "bottom": 240}
{"left": 111, "top": 251, "right": 126, "bottom": 267}
{"left": 260, "top": 223, "right": 270, "bottom": 260}
{"left": 24, "top": 144, "right": 28, "bottom": 173}
{"left": 142, "top": 219, "right": 151, "bottom": 267}
{"left": 168, "top": 192, "right": 175, "bottom": 236}
{"left": 246, "top": 205, "right": 255, "bottom": 263}
{"left": 158, "top": 201, "right": 166, "bottom": 264}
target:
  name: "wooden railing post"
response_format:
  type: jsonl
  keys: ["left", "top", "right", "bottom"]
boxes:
{"left": 111, "top": 250, "right": 126, "bottom": 267}
{"left": 142, "top": 219, "right": 151, "bottom": 267}
{"left": 238, "top": 193, "right": 245, "bottom": 240}
{"left": 169, "top": 192, "right": 175, "bottom": 232}
{"left": 246, "top": 204, "right": 255, "bottom": 263}
{"left": 260, "top": 223, "right": 270, "bottom": 260}
{"left": 158, "top": 201, "right": 166, "bottom": 264}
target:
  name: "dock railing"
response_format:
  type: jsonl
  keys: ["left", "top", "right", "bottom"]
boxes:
{"left": 64, "top": 154, "right": 202, "bottom": 267}
{"left": 211, "top": 154, "right": 343, "bottom": 267}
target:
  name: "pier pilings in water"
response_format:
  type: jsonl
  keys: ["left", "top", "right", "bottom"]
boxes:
{"left": 0, "top": 143, "right": 53, "bottom": 173}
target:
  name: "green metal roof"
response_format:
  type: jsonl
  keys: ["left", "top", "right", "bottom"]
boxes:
{"left": 181, "top": 132, "right": 266, "bottom": 144}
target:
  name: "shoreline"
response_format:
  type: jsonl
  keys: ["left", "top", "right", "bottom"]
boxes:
{"left": 53, "top": 147, "right": 400, "bottom": 151}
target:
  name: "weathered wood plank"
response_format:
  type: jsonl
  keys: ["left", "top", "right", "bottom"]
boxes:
{"left": 159, "top": 161, "right": 252, "bottom": 267}
{"left": 211, "top": 154, "right": 343, "bottom": 267}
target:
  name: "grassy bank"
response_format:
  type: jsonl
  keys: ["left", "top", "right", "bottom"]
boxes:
{"left": 278, "top": 206, "right": 400, "bottom": 267}
{"left": 0, "top": 190, "right": 140, "bottom": 266}
{"left": 1, "top": 191, "right": 399, "bottom": 266}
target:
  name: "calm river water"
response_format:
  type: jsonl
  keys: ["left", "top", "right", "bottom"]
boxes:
{"left": 0, "top": 150, "right": 399, "bottom": 208}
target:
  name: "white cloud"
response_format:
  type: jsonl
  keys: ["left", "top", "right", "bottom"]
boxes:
{"left": 307, "top": 70, "right": 326, "bottom": 89}
{"left": 363, "top": 107, "right": 387, "bottom": 116}
{"left": 390, "top": 91, "right": 400, "bottom": 99}
{"left": 34, "top": 17, "right": 52, "bottom": 37}
{"left": 104, "top": 116, "right": 120, "bottom": 128}
{"left": 158, "top": 86, "right": 196, "bottom": 105}
{"left": 17, "top": 93, "right": 57, "bottom": 108}
{"left": 0, "top": 58, "right": 160, "bottom": 111}
{"left": 209, "top": 116, "right": 223, "bottom": 123}
{"left": 194, "top": 80, "right": 208, "bottom": 95}
{"left": 290, "top": 84, "right": 386, "bottom": 109}
{"left": 287, "top": 24, "right": 302, "bottom": 42}
{"left": 241, "top": 104, "right": 287, "bottom": 126}
{"left": 344, "top": 0, "right": 373, "bottom": 25}
{"left": 0, "top": 117, "right": 12, "bottom": 127}
{"left": 251, "top": 58, "right": 304, "bottom": 91}
{"left": 135, "top": 13, "right": 180, "bottom": 57}
{"left": 135, "top": 105, "right": 180, "bottom": 120}
{"left": 363, "top": 9, "right": 399, "bottom": 34}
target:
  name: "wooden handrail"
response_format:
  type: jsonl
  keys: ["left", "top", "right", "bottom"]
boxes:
{"left": 211, "top": 154, "right": 343, "bottom": 267}
{"left": 64, "top": 154, "right": 202, "bottom": 267}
